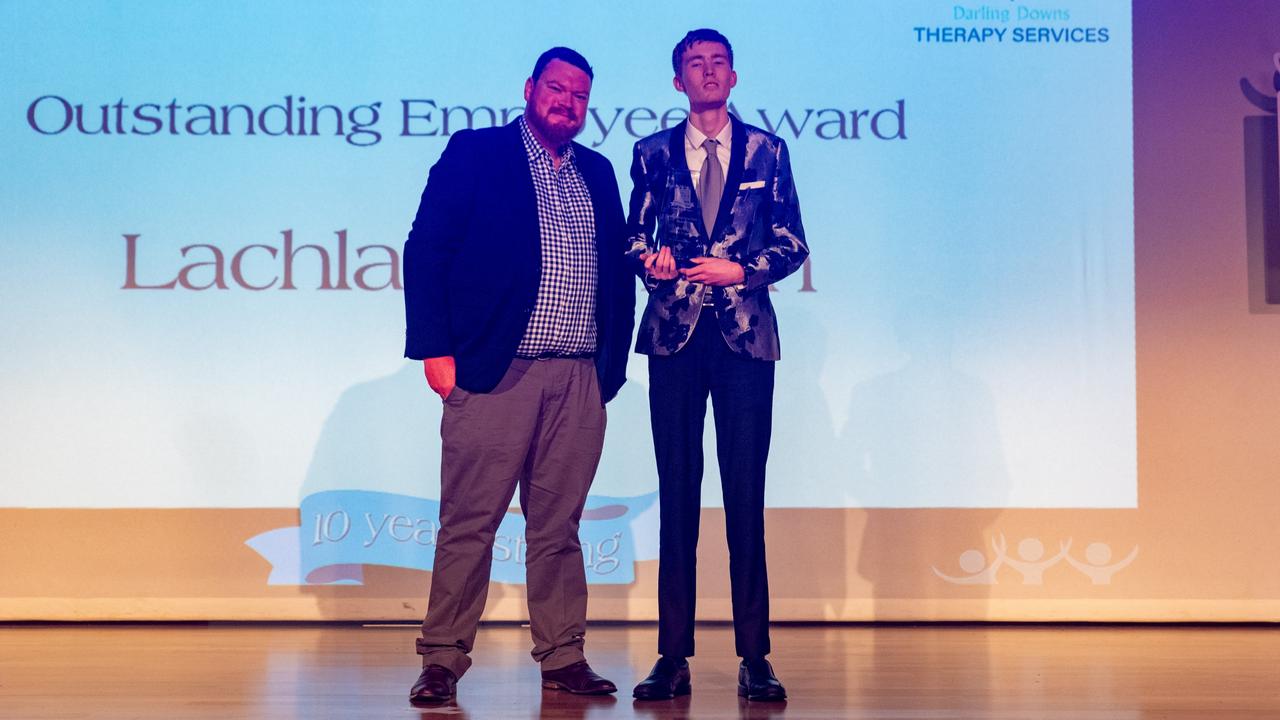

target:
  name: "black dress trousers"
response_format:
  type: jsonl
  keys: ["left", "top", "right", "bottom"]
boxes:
{"left": 647, "top": 306, "right": 775, "bottom": 660}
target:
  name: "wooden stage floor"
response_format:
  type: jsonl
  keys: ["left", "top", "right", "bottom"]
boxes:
{"left": 1, "top": 623, "right": 1277, "bottom": 719}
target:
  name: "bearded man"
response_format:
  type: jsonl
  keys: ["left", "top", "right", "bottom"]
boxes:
{"left": 401, "top": 46, "right": 634, "bottom": 704}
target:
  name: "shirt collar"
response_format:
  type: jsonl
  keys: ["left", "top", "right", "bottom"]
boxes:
{"left": 519, "top": 116, "right": 575, "bottom": 165}
{"left": 685, "top": 118, "right": 732, "bottom": 150}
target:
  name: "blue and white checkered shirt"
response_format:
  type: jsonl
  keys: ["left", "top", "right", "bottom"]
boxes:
{"left": 516, "top": 116, "right": 598, "bottom": 357}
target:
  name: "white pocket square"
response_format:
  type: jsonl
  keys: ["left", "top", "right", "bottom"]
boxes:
{"left": 738, "top": 180, "right": 766, "bottom": 190}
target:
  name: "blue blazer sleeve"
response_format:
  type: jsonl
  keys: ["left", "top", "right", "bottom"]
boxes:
{"left": 591, "top": 153, "right": 637, "bottom": 403}
{"left": 403, "top": 131, "right": 476, "bottom": 360}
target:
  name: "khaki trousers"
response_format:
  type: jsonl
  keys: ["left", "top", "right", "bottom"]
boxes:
{"left": 416, "top": 358, "right": 605, "bottom": 677}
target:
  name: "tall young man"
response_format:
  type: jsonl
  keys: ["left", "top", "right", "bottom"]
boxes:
{"left": 625, "top": 29, "right": 809, "bottom": 702}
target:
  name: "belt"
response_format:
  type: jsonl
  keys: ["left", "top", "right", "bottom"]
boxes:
{"left": 701, "top": 289, "right": 728, "bottom": 312}
{"left": 515, "top": 351, "right": 596, "bottom": 360}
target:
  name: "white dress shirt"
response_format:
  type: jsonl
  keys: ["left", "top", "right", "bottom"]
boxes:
{"left": 684, "top": 120, "right": 732, "bottom": 194}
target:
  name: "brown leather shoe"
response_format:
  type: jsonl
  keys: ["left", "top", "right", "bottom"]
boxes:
{"left": 541, "top": 660, "right": 618, "bottom": 695}
{"left": 738, "top": 658, "right": 786, "bottom": 702}
{"left": 632, "top": 656, "right": 692, "bottom": 700}
{"left": 409, "top": 664, "right": 457, "bottom": 705}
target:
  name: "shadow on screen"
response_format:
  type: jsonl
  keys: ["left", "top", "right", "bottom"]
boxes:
{"left": 842, "top": 300, "right": 1009, "bottom": 711}
{"left": 295, "top": 363, "right": 515, "bottom": 622}
{"left": 763, "top": 307, "right": 847, "bottom": 629}
{"left": 292, "top": 358, "right": 661, "bottom": 629}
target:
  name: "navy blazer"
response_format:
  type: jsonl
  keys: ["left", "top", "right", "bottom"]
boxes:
{"left": 625, "top": 116, "right": 808, "bottom": 360}
{"left": 403, "top": 120, "right": 634, "bottom": 402}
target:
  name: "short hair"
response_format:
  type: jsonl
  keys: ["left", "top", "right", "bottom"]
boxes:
{"left": 531, "top": 47, "right": 594, "bottom": 82}
{"left": 671, "top": 29, "right": 734, "bottom": 76}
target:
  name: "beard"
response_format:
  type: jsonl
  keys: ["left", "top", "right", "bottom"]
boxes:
{"left": 527, "top": 106, "right": 583, "bottom": 147}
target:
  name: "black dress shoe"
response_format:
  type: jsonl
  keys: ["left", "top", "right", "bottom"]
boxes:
{"left": 738, "top": 658, "right": 786, "bottom": 702}
{"left": 409, "top": 664, "right": 457, "bottom": 705}
{"left": 541, "top": 660, "right": 618, "bottom": 695}
{"left": 632, "top": 656, "right": 692, "bottom": 700}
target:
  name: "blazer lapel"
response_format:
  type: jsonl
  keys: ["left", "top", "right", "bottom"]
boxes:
{"left": 666, "top": 120, "right": 711, "bottom": 242}
{"left": 710, "top": 115, "right": 747, "bottom": 243}
{"left": 667, "top": 119, "right": 688, "bottom": 178}
{"left": 670, "top": 117, "right": 747, "bottom": 243}
{"left": 576, "top": 147, "right": 613, "bottom": 285}
{"left": 503, "top": 120, "right": 541, "bottom": 262}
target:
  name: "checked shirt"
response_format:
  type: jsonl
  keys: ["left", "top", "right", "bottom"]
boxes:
{"left": 515, "top": 117, "right": 598, "bottom": 357}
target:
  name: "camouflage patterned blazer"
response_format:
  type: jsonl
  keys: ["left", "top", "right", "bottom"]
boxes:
{"left": 625, "top": 116, "right": 809, "bottom": 360}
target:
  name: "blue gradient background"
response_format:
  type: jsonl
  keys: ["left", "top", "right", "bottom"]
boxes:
{"left": 0, "top": 1, "right": 1133, "bottom": 508}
